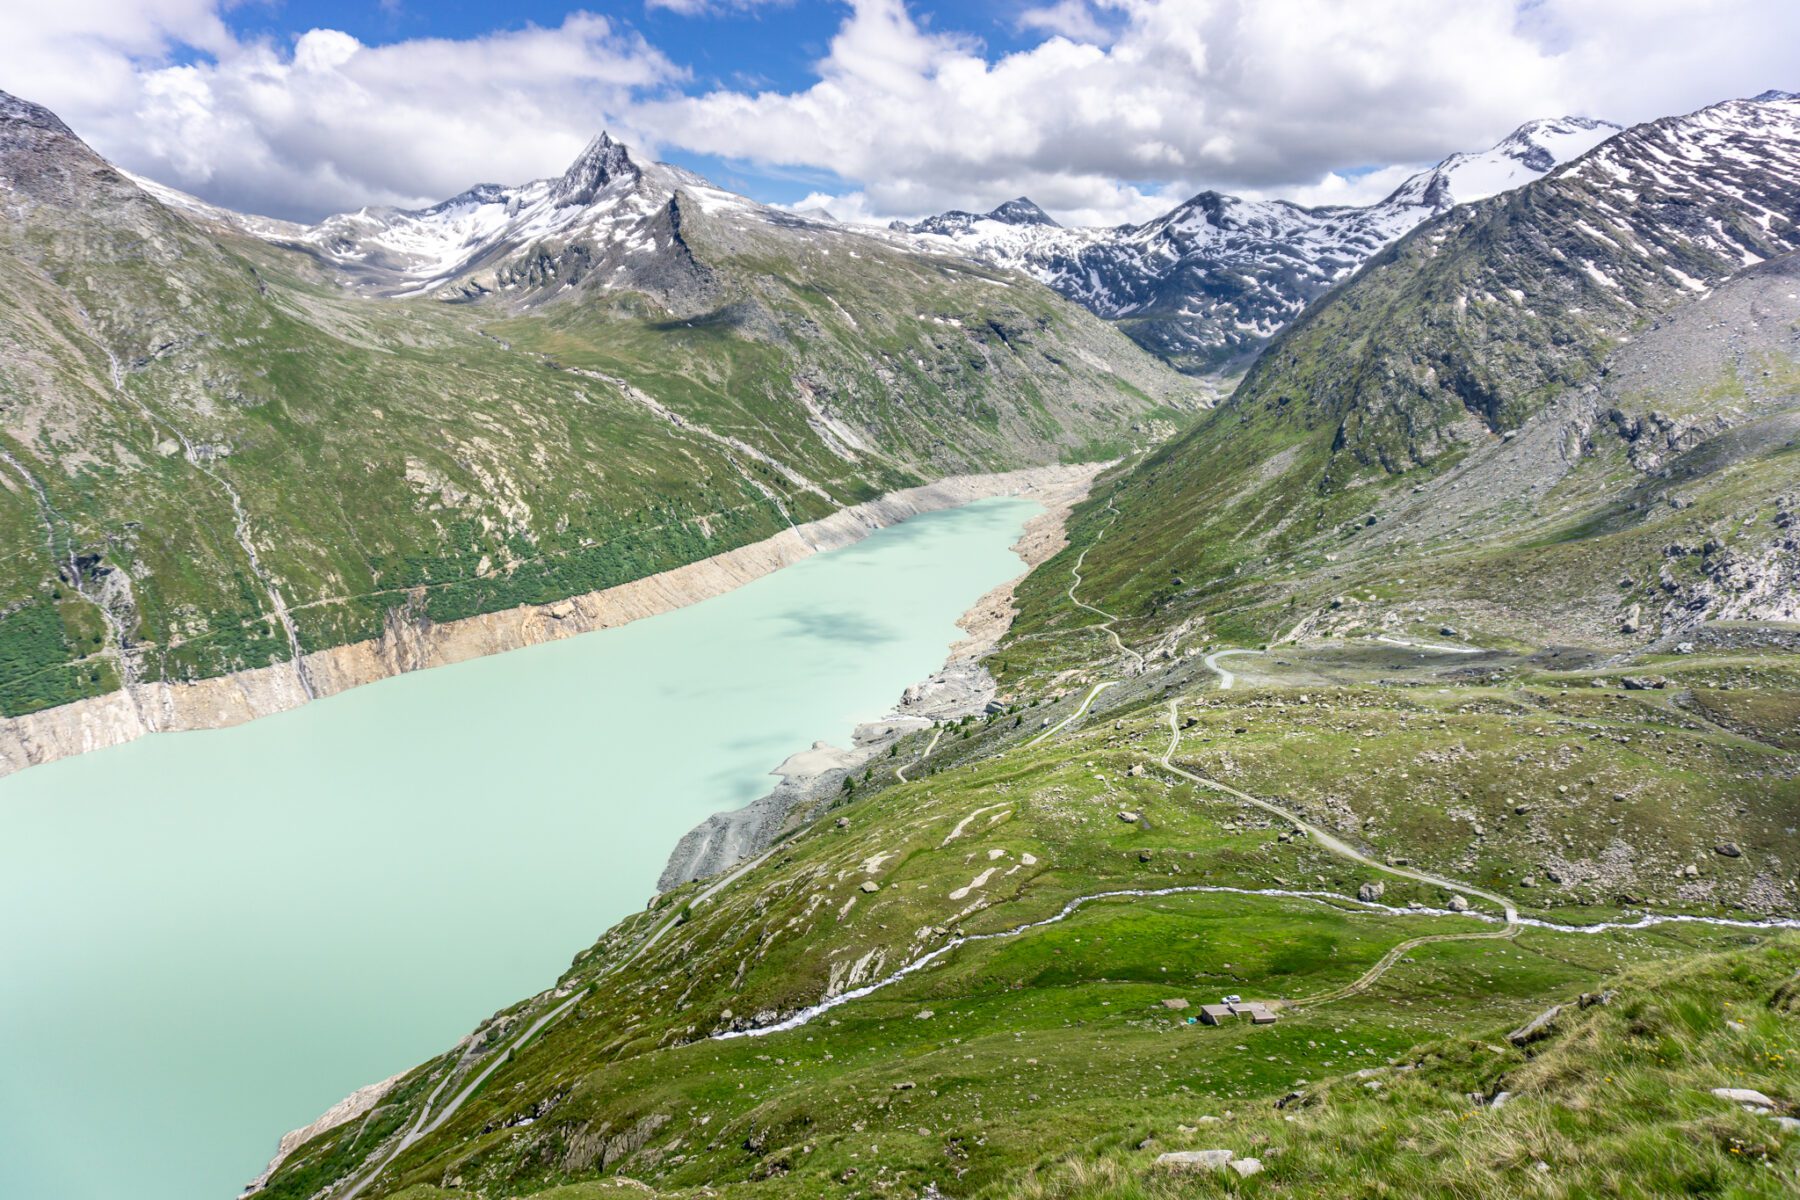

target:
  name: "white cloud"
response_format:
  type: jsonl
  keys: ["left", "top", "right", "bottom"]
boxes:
{"left": 772, "top": 189, "right": 883, "bottom": 224}
{"left": 1244, "top": 163, "right": 1430, "bottom": 210}
{"left": 643, "top": 0, "right": 1800, "bottom": 223}
{"left": 1016, "top": 1, "right": 1114, "bottom": 43}
{"left": 646, "top": 0, "right": 792, "bottom": 13}
{"left": 4, "top": 0, "right": 1796, "bottom": 226}
{"left": 3, "top": 8, "right": 682, "bottom": 221}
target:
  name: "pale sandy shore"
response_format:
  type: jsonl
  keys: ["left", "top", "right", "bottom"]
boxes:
{"left": 658, "top": 461, "right": 1099, "bottom": 888}
{"left": 0, "top": 464, "right": 1101, "bottom": 782}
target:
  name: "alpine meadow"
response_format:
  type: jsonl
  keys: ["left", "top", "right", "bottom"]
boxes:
{"left": 2, "top": 5, "right": 1799, "bottom": 1200}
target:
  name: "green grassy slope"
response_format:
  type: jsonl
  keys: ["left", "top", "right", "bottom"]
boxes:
{"left": 1002, "top": 123, "right": 1800, "bottom": 661}
{"left": 0, "top": 96, "right": 1192, "bottom": 718}
{"left": 255, "top": 633, "right": 1799, "bottom": 1198}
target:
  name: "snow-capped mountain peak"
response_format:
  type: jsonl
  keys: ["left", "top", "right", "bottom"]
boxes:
{"left": 895, "top": 114, "right": 1624, "bottom": 372}
{"left": 199, "top": 132, "right": 751, "bottom": 299}
{"left": 551, "top": 131, "right": 640, "bottom": 208}
{"left": 903, "top": 196, "right": 1061, "bottom": 237}
{"left": 1383, "top": 115, "right": 1621, "bottom": 208}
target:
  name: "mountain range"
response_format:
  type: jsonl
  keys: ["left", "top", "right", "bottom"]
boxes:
{"left": 4, "top": 77, "right": 1800, "bottom": 1200}
{"left": 895, "top": 116, "right": 1621, "bottom": 372}
{"left": 0, "top": 87, "right": 1189, "bottom": 725}
{"left": 231, "top": 86, "right": 1800, "bottom": 1200}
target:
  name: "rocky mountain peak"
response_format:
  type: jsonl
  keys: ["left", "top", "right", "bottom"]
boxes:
{"left": 551, "top": 132, "right": 640, "bottom": 208}
{"left": 1753, "top": 89, "right": 1800, "bottom": 102}
{"left": 989, "top": 197, "right": 1059, "bottom": 227}
{"left": 0, "top": 89, "right": 76, "bottom": 141}
{"left": 1494, "top": 115, "right": 1621, "bottom": 172}
{"left": 905, "top": 196, "right": 1059, "bottom": 236}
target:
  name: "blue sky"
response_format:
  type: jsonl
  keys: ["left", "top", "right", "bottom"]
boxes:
{"left": 8, "top": 1, "right": 1794, "bottom": 225}
{"left": 209, "top": 1, "right": 1068, "bottom": 209}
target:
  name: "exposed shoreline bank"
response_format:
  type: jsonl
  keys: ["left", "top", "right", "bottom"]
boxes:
{"left": 658, "top": 464, "right": 1097, "bottom": 889}
{"left": 0, "top": 463, "right": 1098, "bottom": 782}
{"left": 233, "top": 462, "right": 1099, "bottom": 1191}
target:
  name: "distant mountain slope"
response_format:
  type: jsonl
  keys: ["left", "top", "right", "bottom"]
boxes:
{"left": 216, "top": 93, "right": 1800, "bottom": 1200}
{"left": 897, "top": 117, "right": 1619, "bottom": 373}
{"left": 0, "top": 90, "right": 1190, "bottom": 721}
{"left": 1005, "top": 92, "right": 1800, "bottom": 653}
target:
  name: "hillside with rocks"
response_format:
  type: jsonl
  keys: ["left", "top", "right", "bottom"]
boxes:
{"left": 1012, "top": 92, "right": 1800, "bottom": 652}
{"left": 240, "top": 92, "right": 1800, "bottom": 1200}
{"left": 897, "top": 117, "right": 1619, "bottom": 374}
{"left": 0, "top": 89, "right": 1191, "bottom": 721}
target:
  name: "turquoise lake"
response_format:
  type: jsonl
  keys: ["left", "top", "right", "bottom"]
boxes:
{"left": 0, "top": 497, "right": 1038, "bottom": 1200}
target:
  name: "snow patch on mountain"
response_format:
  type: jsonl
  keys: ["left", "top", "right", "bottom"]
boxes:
{"left": 895, "top": 116, "right": 1624, "bottom": 372}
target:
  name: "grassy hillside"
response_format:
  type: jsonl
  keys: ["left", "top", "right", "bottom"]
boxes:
{"left": 1001, "top": 112, "right": 1800, "bottom": 661}
{"left": 0, "top": 94, "right": 1191, "bottom": 718}
{"left": 254, "top": 621, "right": 1799, "bottom": 1197}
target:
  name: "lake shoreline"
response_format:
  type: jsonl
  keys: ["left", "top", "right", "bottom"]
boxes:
{"left": 658, "top": 469, "right": 1095, "bottom": 889}
{"left": 231, "top": 468, "right": 1097, "bottom": 1193}
{"left": 0, "top": 464, "right": 1101, "bottom": 783}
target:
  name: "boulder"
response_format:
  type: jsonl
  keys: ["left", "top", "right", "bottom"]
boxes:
{"left": 1447, "top": 895, "right": 1471, "bottom": 913}
{"left": 1507, "top": 1004, "right": 1562, "bottom": 1047}
{"left": 1358, "top": 881, "right": 1386, "bottom": 903}
{"left": 859, "top": 880, "right": 880, "bottom": 893}
{"left": 1715, "top": 842, "right": 1743, "bottom": 858}
{"left": 1118, "top": 811, "right": 1141, "bottom": 823}
{"left": 1712, "top": 1087, "right": 1777, "bottom": 1107}
{"left": 1161, "top": 998, "right": 1190, "bottom": 1011}
{"left": 1154, "top": 1149, "right": 1234, "bottom": 1173}
{"left": 1230, "top": 1158, "right": 1264, "bottom": 1178}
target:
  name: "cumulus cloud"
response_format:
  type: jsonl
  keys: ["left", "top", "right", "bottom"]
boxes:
{"left": 4, "top": 7, "right": 682, "bottom": 220}
{"left": 1016, "top": 0, "right": 1115, "bottom": 44}
{"left": 3, "top": 0, "right": 1795, "bottom": 226}
{"left": 644, "top": 0, "right": 1800, "bottom": 223}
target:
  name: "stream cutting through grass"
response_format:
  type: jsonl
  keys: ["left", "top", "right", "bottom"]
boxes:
{"left": 0, "top": 496, "right": 1039, "bottom": 1200}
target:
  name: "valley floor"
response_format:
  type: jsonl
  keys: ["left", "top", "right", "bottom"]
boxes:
{"left": 254, "top": 504, "right": 1800, "bottom": 1200}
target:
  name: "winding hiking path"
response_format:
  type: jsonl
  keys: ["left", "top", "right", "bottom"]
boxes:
{"left": 895, "top": 726, "right": 943, "bottom": 782}
{"left": 1202, "top": 647, "right": 1260, "bottom": 690}
{"left": 1156, "top": 696, "right": 1524, "bottom": 1003}
{"left": 1021, "top": 498, "right": 1139, "bottom": 751}
{"left": 1026, "top": 680, "right": 1117, "bottom": 747}
{"left": 1065, "top": 501, "right": 1143, "bottom": 669}
{"left": 1157, "top": 700, "right": 1519, "bottom": 922}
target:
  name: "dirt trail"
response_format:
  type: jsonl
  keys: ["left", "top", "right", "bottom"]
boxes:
{"left": 895, "top": 726, "right": 942, "bottom": 782}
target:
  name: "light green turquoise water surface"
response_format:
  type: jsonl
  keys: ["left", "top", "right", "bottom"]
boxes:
{"left": 0, "top": 497, "right": 1038, "bottom": 1200}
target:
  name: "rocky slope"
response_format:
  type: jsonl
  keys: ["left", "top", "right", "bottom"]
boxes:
{"left": 241, "top": 94, "right": 1800, "bottom": 1200}
{"left": 1009, "top": 91, "right": 1800, "bottom": 653}
{"left": 0, "top": 90, "right": 1193, "bottom": 728}
{"left": 896, "top": 117, "right": 1619, "bottom": 373}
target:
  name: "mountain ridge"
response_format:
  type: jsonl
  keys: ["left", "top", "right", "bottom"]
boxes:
{"left": 0, "top": 87, "right": 1190, "bottom": 725}
{"left": 896, "top": 115, "right": 1622, "bottom": 373}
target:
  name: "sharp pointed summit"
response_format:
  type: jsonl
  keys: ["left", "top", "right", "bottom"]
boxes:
{"left": 552, "top": 131, "right": 640, "bottom": 208}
